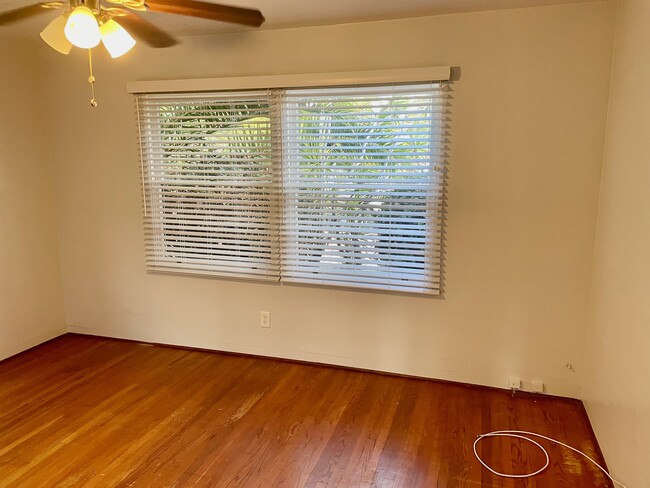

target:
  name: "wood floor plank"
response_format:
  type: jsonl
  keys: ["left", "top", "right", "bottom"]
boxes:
{"left": 0, "top": 335, "right": 612, "bottom": 487}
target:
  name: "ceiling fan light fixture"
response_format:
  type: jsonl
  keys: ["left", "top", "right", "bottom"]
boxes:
{"left": 64, "top": 5, "right": 101, "bottom": 49}
{"left": 40, "top": 14, "right": 72, "bottom": 54}
{"left": 100, "top": 18, "right": 135, "bottom": 58}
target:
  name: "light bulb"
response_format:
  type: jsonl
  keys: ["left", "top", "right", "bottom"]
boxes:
{"left": 40, "top": 15, "right": 73, "bottom": 55}
{"left": 64, "top": 6, "right": 101, "bottom": 49}
{"left": 100, "top": 19, "right": 135, "bottom": 58}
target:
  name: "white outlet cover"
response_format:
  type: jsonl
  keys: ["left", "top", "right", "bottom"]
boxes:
{"left": 260, "top": 311, "right": 271, "bottom": 328}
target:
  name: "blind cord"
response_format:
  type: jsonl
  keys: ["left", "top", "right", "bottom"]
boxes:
{"left": 473, "top": 430, "right": 628, "bottom": 488}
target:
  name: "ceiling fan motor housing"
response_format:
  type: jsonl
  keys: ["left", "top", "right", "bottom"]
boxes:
{"left": 70, "top": 0, "right": 101, "bottom": 15}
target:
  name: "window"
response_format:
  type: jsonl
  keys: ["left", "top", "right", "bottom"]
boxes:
{"left": 136, "top": 80, "right": 447, "bottom": 295}
{"left": 137, "top": 91, "right": 280, "bottom": 280}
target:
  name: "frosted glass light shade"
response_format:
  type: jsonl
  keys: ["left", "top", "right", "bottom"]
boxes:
{"left": 40, "top": 15, "right": 73, "bottom": 54}
{"left": 64, "top": 6, "right": 101, "bottom": 49}
{"left": 100, "top": 19, "right": 135, "bottom": 58}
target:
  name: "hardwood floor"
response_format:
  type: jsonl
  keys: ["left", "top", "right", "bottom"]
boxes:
{"left": 0, "top": 334, "right": 611, "bottom": 487}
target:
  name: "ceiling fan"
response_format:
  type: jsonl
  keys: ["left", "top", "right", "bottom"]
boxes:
{"left": 0, "top": 0, "right": 265, "bottom": 53}
{"left": 0, "top": 0, "right": 264, "bottom": 105}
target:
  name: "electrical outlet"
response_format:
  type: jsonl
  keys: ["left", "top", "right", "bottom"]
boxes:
{"left": 531, "top": 380, "right": 545, "bottom": 393}
{"left": 260, "top": 311, "right": 271, "bottom": 328}
{"left": 508, "top": 377, "right": 522, "bottom": 390}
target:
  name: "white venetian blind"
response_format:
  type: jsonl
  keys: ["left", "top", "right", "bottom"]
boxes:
{"left": 136, "top": 90, "right": 281, "bottom": 280}
{"left": 281, "top": 83, "right": 445, "bottom": 294}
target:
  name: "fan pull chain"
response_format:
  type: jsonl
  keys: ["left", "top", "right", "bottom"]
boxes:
{"left": 87, "top": 49, "right": 98, "bottom": 108}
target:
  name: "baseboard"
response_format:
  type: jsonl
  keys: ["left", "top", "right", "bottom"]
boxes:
{"left": 0, "top": 329, "right": 67, "bottom": 364}
{"left": 65, "top": 328, "right": 583, "bottom": 404}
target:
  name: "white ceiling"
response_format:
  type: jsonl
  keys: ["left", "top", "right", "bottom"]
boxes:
{"left": 0, "top": 0, "right": 596, "bottom": 41}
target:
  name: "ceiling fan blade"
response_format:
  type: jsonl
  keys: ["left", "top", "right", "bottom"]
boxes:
{"left": 0, "top": 3, "right": 49, "bottom": 25}
{"left": 117, "top": 11, "right": 178, "bottom": 48}
{"left": 145, "top": 0, "right": 264, "bottom": 27}
{"left": 105, "top": 0, "right": 148, "bottom": 12}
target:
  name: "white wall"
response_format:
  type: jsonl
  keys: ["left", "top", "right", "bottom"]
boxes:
{"left": 582, "top": 1, "right": 650, "bottom": 486}
{"left": 43, "top": 1, "right": 615, "bottom": 397}
{"left": 0, "top": 40, "right": 66, "bottom": 360}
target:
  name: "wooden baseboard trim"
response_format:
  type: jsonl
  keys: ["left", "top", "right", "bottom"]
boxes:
{"left": 0, "top": 332, "right": 68, "bottom": 366}
{"left": 64, "top": 331, "right": 582, "bottom": 404}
